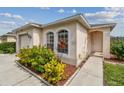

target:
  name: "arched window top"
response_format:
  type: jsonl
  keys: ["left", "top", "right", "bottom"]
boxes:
{"left": 47, "top": 32, "right": 54, "bottom": 34}
{"left": 58, "top": 29, "right": 68, "bottom": 34}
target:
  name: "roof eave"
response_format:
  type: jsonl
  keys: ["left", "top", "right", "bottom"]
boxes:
{"left": 91, "top": 23, "right": 116, "bottom": 31}
{"left": 79, "top": 15, "right": 91, "bottom": 29}
{"left": 42, "top": 14, "right": 91, "bottom": 29}
{"left": 12, "top": 23, "right": 42, "bottom": 33}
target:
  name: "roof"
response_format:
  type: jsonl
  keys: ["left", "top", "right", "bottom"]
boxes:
{"left": 0, "top": 32, "right": 16, "bottom": 37}
{"left": 12, "top": 23, "right": 42, "bottom": 33}
{"left": 91, "top": 23, "right": 116, "bottom": 30}
{"left": 12, "top": 14, "right": 116, "bottom": 33}
{"left": 42, "top": 13, "right": 91, "bottom": 29}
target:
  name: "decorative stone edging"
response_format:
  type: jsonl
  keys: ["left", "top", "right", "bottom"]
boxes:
{"left": 16, "top": 61, "right": 81, "bottom": 86}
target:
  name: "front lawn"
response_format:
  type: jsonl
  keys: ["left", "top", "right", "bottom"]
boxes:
{"left": 104, "top": 62, "right": 124, "bottom": 86}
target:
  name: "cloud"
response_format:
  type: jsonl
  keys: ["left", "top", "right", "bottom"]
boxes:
{"left": 0, "top": 12, "right": 24, "bottom": 20}
{"left": 0, "top": 21, "right": 16, "bottom": 29}
{"left": 58, "top": 9, "right": 65, "bottom": 13}
{"left": 1, "top": 21, "right": 16, "bottom": 25}
{"left": 24, "top": 19, "right": 35, "bottom": 24}
{"left": 0, "top": 13, "right": 11, "bottom": 17}
{"left": 85, "top": 7, "right": 124, "bottom": 23}
{"left": 72, "top": 9, "right": 77, "bottom": 13}
{"left": 13, "top": 15, "right": 24, "bottom": 20}
{"left": 40, "top": 7, "right": 50, "bottom": 10}
{"left": 104, "top": 7, "right": 124, "bottom": 12}
{"left": 85, "top": 11, "right": 118, "bottom": 19}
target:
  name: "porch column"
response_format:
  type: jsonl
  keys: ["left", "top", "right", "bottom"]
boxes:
{"left": 16, "top": 35, "right": 19, "bottom": 53}
{"left": 103, "top": 31, "right": 110, "bottom": 58}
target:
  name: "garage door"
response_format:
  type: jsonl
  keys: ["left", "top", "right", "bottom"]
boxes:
{"left": 20, "top": 34, "right": 31, "bottom": 49}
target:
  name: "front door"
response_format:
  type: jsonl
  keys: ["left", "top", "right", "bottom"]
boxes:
{"left": 91, "top": 31, "right": 103, "bottom": 52}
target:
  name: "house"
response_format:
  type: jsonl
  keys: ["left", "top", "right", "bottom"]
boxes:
{"left": 13, "top": 14, "right": 116, "bottom": 67}
{"left": 0, "top": 37, "right": 2, "bottom": 43}
{"left": 0, "top": 32, "right": 16, "bottom": 43}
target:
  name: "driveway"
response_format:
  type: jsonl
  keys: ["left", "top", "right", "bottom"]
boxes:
{"left": 0, "top": 54, "right": 46, "bottom": 86}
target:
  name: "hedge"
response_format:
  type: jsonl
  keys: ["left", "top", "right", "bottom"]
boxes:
{"left": 110, "top": 39, "right": 124, "bottom": 60}
{"left": 0, "top": 42, "right": 16, "bottom": 54}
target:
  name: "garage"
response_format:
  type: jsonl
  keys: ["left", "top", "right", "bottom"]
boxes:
{"left": 19, "top": 34, "right": 32, "bottom": 49}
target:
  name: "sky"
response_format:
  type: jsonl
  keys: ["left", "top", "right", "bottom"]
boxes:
{"left": 0, "top": 7, "right": 124, "bottom": 36}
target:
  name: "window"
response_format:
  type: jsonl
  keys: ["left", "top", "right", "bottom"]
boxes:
{"left": 47, "top": 32, "right": 54, "bottom": 51}
{"left": 58, "top": 30, "right": 68, "bottom": 54}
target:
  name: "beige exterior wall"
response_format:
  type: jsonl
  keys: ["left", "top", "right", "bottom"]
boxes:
{"left": 0, "top": 36, "right": 16, "bottom": 43}
{"left": 32, "top": 28, "right": 42, "bottom": 46}
{"left": 76, "top": 23, "right": 90, "bottom": 67}
{"left": 16, "top": 27, "right": 42, "bottom": 52}
{"left": 0, "top": 39, "right": 2, "bottom": 43}
{"left": 103, "top": 31, "right": 110, "bottom": 58}
{"left": 42, "top": 21, "right": 77, "bottom": 66}
{"left": 89, "top": 27, "right": 111, "bottom": 58}
{"left": 7, "top": 36, "right": 16, "bottom": 42}
{"left": 16, "top": 27, "right": 34, "bottom": 52}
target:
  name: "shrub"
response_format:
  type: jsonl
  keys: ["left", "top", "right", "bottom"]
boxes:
{"left": 0, "top": 50, "right": 3, "bottom": 54}
{"left": 17, "top": 46, "right": 66, "bottom": 84}
{"left": 7, "top": 47, "right": 14, "bottom": 54}
{"left": 17, "top": 46, "right": 55, "bottom": 72}
{"left": 35, "top": 65, "right": 44, "bottom": 73}
{"left": 43, "top": 58, "right": 65, "bottom": 85}
{"left": 110, "top": 40, "right": 124, "bottom": 60}
{"left": 0, "top": 42, "right": 16, "bottom": 54}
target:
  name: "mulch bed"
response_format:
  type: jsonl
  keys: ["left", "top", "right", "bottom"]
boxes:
{"left": 105, "top": 58, "right": 124, "bottom": 65}
{"left": 20, "top": 63, "right": 77, "bottom": 86}
{"left": 104, "top": 54, "right": 124, "bottom": 65}
{"left": 57, "top": 64, "right": 76, "bottom": 86}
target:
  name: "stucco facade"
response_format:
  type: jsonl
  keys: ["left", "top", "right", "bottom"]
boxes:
{"left": 0, "top": 34, "right": 16, "bottom": 43}
{"left": 89, "top": 27, "right": 111, "bottom": 59}
{"left": 13, "top": 14, "right": 116, "bottom": 67}
{"left": 42, "top": 21, "right": 77, "bottom": 65}
{"left": 16, "top": 27, "right": 42, "bottom": 52}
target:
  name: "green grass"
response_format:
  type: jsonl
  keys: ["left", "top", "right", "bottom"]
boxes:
{"left": 104, "top": 62, "right": 124, "bottom": 86}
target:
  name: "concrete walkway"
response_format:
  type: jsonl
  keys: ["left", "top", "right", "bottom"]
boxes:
{"left": 0, "top": 54, "right": 46, "bottom": 86}
{"left": 69, "top": 55, "right": 103, "bottom": 86}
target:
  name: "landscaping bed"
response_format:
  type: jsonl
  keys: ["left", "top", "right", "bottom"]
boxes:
{"left": 105, "top": 58, "right": 124, "bottom": 65}
{"left": 17, "top": 61, "right": 77, "bottom": 86}
{"left": 16, "top": 46, "right": 78, "bottom": 86}
{"left": 57, "top": 64, "right": 77, "bottom": 85}
{"left": 104, "top": 62, "right": 124, "bottom": 86}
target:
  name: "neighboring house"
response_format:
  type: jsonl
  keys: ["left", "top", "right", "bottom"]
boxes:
{"left": 13, "top": 14, "right": 116, "bottom": 67}
{"left": 0, "top": 37, "right": 2, "bottom": 43}
{"left": 0, "top": 32, "right": 16, "bottom": 43}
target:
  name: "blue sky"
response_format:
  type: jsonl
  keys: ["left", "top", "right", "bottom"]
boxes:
{"left": 0, "top": 7, "right": 124, "bottom": 36}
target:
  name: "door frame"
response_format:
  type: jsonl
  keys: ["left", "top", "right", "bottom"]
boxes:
{"left": 91, "top": 31, "right": 103, "bottom": 52}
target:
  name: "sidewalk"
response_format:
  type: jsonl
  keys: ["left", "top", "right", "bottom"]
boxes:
{"left": 69, "top": 55, "right": 103, "bottom": 86}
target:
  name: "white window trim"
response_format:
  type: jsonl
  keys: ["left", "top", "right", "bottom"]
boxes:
{"left": 46, "top": 32, "right": 54, "bottom": 50}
